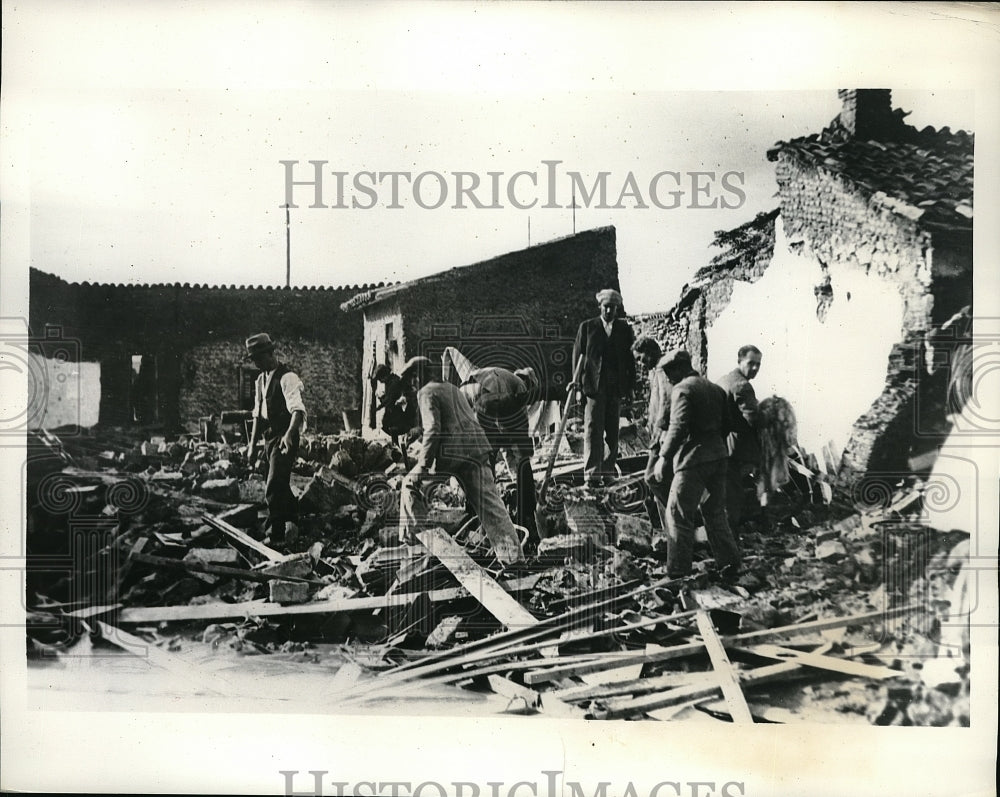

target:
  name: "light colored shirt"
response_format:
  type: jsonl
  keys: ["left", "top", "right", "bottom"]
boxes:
{"left": 253, "top": 369, "right": 307, "bottom": 431}
{"left": 603, "top": 319, "right": 614, "bottom": 336}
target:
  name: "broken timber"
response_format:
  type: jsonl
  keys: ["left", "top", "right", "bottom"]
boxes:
{"left": 522, "top": 604, "right": 918, "bottom": 684}
{"left": 202, "top": 512, "right": 286, "bottom": 562}
{"left": 111, "top": 574, "right": 542, "bottom": 623}
{"left": 600, "top": 642, "right": 835, "bottom": 720}
{"left": 129, "top": 551, "right": 326, "bottom": 586}
{"left": 691, "top": 594, "right": 754, "bottom": 724}
{"left": 416, "top": 527, "right": 538, "bottom": 630}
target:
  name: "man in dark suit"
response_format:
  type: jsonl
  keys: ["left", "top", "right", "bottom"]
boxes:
{"left": 658, "top": 349, "right": 741, "bottom": 581}
{"left": 715, "top": 345, "right": 762, "bottom": 530}
{"left": 571, "top": 288, "right": 636, "bottom": 487}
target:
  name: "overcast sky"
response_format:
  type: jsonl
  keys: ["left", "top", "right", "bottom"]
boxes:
{"left": 2, "top": 3, "right": 981, "bottom": 314}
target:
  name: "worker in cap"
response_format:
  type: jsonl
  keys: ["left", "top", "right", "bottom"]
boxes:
{"left": 656, "top": 348, "right": 741, "bottom": 583}
{"left": 245, "top": 333, "right": 307, "bottom": 548}
{"left": 399, "top": 356, "right": 524, "bottom": 566}
{"left": 570, "top": 288, "right": 636, "bottom": 487}
{"left": 460, "top": 364, "right": 542, "bottom": 545}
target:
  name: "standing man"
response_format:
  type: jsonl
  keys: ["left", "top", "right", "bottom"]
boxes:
{"left": 461, "top": 365, "right": 540, "bottom": 543}
{"left": 399, "top": 356, "right": 524, "bottom": 566}
{"left": 658, "top": 349, "right": 741, "bottom": 581}
{"left": 632, "top": 336, "right": 672, "bottom": 529}
{"left": 246, "top": 333, "right": 307, "bottom": 548}
{"left": 716, "top": 345, "right": 762, "bottom": 530}
{"left": 571, "top": 288, "right": 636, "bottom": 487}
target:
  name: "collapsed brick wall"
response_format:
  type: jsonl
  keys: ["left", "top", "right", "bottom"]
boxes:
{"left": 772, "top": 155, "right": 937, "bottom": 332}
{"left": 631, "top": 210, "right": 779, "bottom": 376}
{"left": 770, "top": 155, "right": 971, "bottom": 484}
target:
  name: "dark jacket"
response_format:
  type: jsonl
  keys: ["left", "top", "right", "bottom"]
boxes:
{"left": 660, "top": 373, "right": 729, "bottom": 472}
{"left": 415, "top": 380, "right": 493, "bottom": 472}
{"left": 716, "top": 368, "right": 761, "bottom": 463}
{"left": 572, "top": 317, "right": 636, "bottom": 400}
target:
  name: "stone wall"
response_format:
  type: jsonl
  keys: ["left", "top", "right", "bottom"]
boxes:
{"left": 361, "top": 227, "right": 620, "bottom": 402}
{"left": 29, "top": 269, "right": 366, "bottom": 432}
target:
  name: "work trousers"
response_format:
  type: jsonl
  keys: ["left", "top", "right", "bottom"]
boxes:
{"left": 584, "top": 391, "right": 621, "bottom": 484}
{"left": 643, "top": 446, "right": 671, "bottom": 530}
{"left": 726, "top": 459, "right": 758, "bottom": 531}
{"left": 399, "top": 457, "right": 524, "bottom": 565}
{"left": 478, "top": 407, "right": 537, "bottom": 540}
{"left": 264, "top": 434, "right": 298, "bottom": 541}
{"left": 665, "top": 459, "right": 741, "bottom": 578}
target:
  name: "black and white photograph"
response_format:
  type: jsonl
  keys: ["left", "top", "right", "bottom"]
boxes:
{"left": 2, "top": 2, "right": 998, "bottom": 795}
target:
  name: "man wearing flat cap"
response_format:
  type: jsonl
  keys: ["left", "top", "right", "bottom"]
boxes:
{"left": 657, "top": 349, "right": 741, "bottom": 581}
{"left": 571, "top": 288, "right": 636, "bottom": 486}
{"left": 461, "top": 365, "right": 540, "bottom": 543}
{"left": 399, "top": 356, "right": 524, "bottom": 566}
{"left": 245, "top": 333, "right": 307, "bottom": 548}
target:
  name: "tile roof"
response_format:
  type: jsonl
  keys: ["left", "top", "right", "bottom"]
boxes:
{"left": 767, "top": 110, "right": 973, "bottom": 230}
{"left": 29, "top": 267, "right": 388, "bottom": 293}
{"left": 340, "top": 226, "right": 616, "bottom": 312}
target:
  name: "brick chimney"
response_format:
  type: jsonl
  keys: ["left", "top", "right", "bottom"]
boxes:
{"left": 837, "top": 89, "right": 896, "bottom": 139}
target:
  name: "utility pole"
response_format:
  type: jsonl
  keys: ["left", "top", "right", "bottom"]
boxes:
{"left": 284, "top": 203, "right": 291, "bottom": 288}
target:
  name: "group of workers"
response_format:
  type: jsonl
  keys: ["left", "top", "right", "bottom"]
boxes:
{"left": 242, "top": 285, "right": 765, "bottom": 581}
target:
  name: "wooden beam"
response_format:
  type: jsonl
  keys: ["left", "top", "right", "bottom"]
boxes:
{"left": 523, "top": 636, "right": 702, "bottom": 686}
{"left": 202, "top": 512, "right": 286, "bottom": 563}
{"left": 129, "top": 551, "right": 325, "bottom": 586}
{"left": 547, "top": 670, "right": 718, "bottom": 703}
{"left": 738, "top": 643, "right": 902, "bottom": 680}
{"left": 113, "top": 574, "right": 542, "bottom": 623}
{"left": 524, "top": 604, "right": 920, "bottom": 684}
{"left": 417, "top": 528, "right": 538, "bottom": 630}
{"left": 602, "top": 643, "right": 834, "bottom": 720}
{"left": 694, "top": 606, "right": 754, "bottom": 724}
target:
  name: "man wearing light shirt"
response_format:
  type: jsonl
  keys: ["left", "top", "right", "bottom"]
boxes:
{"left": 246, "top": 333, "right": 307, "bottom": 547}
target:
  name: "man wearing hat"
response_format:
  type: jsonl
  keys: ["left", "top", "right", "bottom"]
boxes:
{"left": 461, "top": 365, "right": 540, "bottom": 543}
{"left": 398, "top": 356, "right": 524, "bottom": 566}
{"left": 245, "top": 333, "right": 307, "bottom": 547}
{"left": 571, "top": 288, "right": 636, "bottom": 486}
{"left": 657, "top": 348, "right": 741, "bottom": 581}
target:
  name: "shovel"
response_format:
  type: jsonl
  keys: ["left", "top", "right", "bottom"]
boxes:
{"left": 534, "top": 354, "right": 584, "bottom": 538}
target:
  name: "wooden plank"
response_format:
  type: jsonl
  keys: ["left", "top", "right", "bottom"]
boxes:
{"left": 524, "top": 604, "right": 920, "bottom": 685}
{"left": 105, "top": 537, "right": 148, "bottom": 602}
{"left": 739, "top": 644, "right": 902, "bottom": 680}
{"left": 728, "top": 604, "right": 921, "bottom": 647}
{"left": 202, "top": 512, "right": 285, "bottom": 563}
{"left": 523, "top": 635, "right": 701, "bottom": 686}
{"left": 548, "top": 670, "right": 719, "bottom": 703}
{"left": 487, "top": 675, "right": 541, "bottom": 712}
{"left": 694, "top": 607, "right": 754, "bottom": 724}
{"left": 129, "top": 551, "right": 325, "bottom": 586}
{"left": 417, "top": 527, "right": 538, "bottom": 630}
{"left": 602, "top": 643, "right": 833, "bottom": 720}
{"left": 114, "top": 575, "right": 542, "bottom": 623}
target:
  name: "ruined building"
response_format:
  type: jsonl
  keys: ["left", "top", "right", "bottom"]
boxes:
{"left": 28, "top": 270, "right": 370, "bottom": 433}
{"left": 341, "top": 226, "right": 621, "bottom": 438}
{"left": 637, "top": 89, "right": 973, "bottom": 486}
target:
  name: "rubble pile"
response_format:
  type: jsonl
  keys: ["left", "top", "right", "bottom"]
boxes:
{"left": 24, "top": 427, "right": 969, "bottom": 725}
